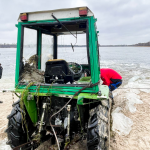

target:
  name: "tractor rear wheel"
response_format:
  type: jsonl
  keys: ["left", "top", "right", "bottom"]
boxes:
{"left": 87, "top": 98, "right": 111, "bottom": 150}
{"left": 5, "top": 99, "right": 34, "bottom": 149}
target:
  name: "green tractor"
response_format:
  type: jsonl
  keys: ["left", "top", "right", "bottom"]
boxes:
{"left": 6, "top": 7, "right": 112, "bottom": 150}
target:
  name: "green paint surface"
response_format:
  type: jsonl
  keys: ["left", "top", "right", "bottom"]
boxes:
{"left": 37, "top": 29, "right": 42, "bottom": 69}
{"left": 23, "top": 90, "right": 38, "bottom": 124}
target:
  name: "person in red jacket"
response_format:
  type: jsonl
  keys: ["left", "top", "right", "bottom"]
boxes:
{"left": 100, "top": 68, "right": 122, "bottom": 91}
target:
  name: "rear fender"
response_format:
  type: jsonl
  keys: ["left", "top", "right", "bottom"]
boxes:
{"left": 77, "top": 85, "right": 109, "bottom": 105}
{"left": 22, "top": 90, "right": 38, "bottom": 124}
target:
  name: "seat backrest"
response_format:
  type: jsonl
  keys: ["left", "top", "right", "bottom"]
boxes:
{"left": 45, "top": 59, "right": 69, "bottom": 77}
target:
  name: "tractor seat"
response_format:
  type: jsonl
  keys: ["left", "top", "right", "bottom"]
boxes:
{"left": 44, "top": 59, "right": 74, "bottom": 84}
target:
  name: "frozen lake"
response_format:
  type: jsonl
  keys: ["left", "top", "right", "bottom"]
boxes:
{"left": 0, "top": 46, "right": 150, "bottom": 90}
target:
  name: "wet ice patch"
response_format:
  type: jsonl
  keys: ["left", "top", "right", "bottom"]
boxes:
{"left": 0, "top": 138, "right": 11, "bottom": 150}
{"left": 125, "top": 82, "right": 150, "bottom": 93}
{"left": 125, "top": 92, "right": 143, "bottom": 113}
{"left": 128, "top": 76, "right": 140, "bottom": 82}
{"left": 140, "top": 63, "right": 150, "bottom": 69}
{"left": 138, "top": 84, "right": 150, "bottom": 93}
{"left": 124, "top": 74, "right": 150, "bottom": 93}
{"left": 129, "top": 89, "right": 140, "bottom": 95}
{"left": 112, "top": 107, "right": 133, "bottom": 136}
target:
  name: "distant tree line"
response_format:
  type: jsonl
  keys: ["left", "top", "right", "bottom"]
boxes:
{"left": 58, "top": 45, "right": 86, "bottom": 47}
{"left": 0, "top": 43, "right": 16, "bottom": 48}
{"left": 0, "top": 44, "right": 87, "bottom": 48}
{"left": 99, "top": 41, "right": 150, "bottom": 47}
{"left": 1, "top": 41, "right": 150, "bottom": 48}
{"left": 99, "top": 44, "right": 129, "bottom": 47}
{"left": 133, "top": 41, "right": 150, "bottom": 46}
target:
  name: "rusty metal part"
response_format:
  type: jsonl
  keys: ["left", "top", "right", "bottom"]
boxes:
{"left": 38, "top": 103, "right": 47, "bottom": 133}
{"left": 52, "top": 125, "right": 62, "bottom": 127}
{"left": 64, "top": 135, "right": 83, "bottom": 150}
{"left": 13, "top": 134, "right": 83, "bottom": 150}
{"left": 66, "top": 105, "right": 71, "bottom": 143}
{"left": 13, "top": 141, "right": 39, "bottom": 150}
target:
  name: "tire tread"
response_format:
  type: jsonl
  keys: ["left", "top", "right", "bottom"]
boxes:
{"left": 6, "top": 100, "right": 27, "bottom": 148}
{"left": 87, "top": 98, "right": 111, "bottom": 150}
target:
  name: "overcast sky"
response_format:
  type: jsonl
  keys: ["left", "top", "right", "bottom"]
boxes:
{"left": 0, "top": 0, "right": 150, "bottom": 45}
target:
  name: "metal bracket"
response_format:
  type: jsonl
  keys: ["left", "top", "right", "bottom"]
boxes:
{"left": 66, "top": 105, "right": 71, "bottom": 143}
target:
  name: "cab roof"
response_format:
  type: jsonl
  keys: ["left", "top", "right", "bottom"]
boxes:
{"left": 18, "top": 7, "right": 94, "bottom": 22}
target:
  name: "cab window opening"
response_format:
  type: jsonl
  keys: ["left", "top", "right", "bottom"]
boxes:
{"left": 19, "top": 20, "right": 91, "bottom": 85}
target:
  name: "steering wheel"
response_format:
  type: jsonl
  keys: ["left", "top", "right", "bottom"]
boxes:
{"left": 68, "top": 62, "right": 83, "bottom": 81}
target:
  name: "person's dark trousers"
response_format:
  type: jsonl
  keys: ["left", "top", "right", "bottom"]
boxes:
{"left": 109, "top": 79, "right": 122, "bottom": 91}
{"left": 0, "top": 66, "right": 2, "bottom": 79}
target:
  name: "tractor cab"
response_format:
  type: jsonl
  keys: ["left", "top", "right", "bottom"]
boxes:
{"left": 16, "top": 7, "right": 100, "bottom": 93}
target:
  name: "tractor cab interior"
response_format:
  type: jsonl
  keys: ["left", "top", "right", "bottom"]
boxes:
{"left": 19, "top": 19, "right": 91, "bottom": 85}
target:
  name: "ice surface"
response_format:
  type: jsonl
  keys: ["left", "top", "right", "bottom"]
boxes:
{"left": 111, "top": 74, "right": 150, "bottom": 136}
{"left": 128, "top": 76, "right": 140, "bottom": 82}
{"left": 125, "top": 92, "right": 143, "bottom": 113}
{"left": 0, "top": 138, "right": 11, "bottom": 150}
{"left": 112, "top": 107, "right": 133, "bottom": 136}
{"left": 138, "top": 84, "right": 150, "bottom": 93}
{"left": 124, "top": 74, "right": 150, "bottom": 93}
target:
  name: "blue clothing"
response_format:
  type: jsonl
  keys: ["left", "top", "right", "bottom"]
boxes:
{"left": 109, "top": 80, "right": 122, "bottom": 91}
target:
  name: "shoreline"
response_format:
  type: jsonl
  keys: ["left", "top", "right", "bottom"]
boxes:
{"left": 1, "top": 46, "right": 150, "bottom": 48}
{"left": 0, "top": 92, "right": 18, "bottom": 141}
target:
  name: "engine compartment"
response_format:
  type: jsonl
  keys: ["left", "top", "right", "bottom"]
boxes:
{"left": 36, "top": 96, "right": 90, "bottom": 146}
